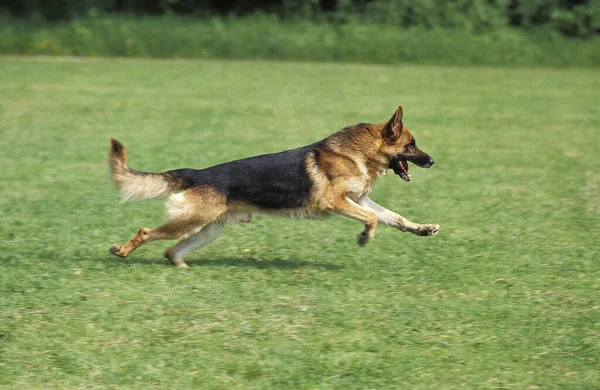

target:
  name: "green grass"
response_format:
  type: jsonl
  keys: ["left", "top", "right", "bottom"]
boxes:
{"left": 2, "top": 14, "right": 600, "bottom": 67}
{"left": 0, "top": 56, "right": 599, "bottom": 388}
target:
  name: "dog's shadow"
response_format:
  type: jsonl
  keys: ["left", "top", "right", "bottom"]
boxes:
{"left": 111, "top": 256, "right": 343, "bottom": 270}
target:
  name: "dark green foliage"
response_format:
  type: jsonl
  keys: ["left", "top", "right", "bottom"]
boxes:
{"left": 1, "top": 14, "right": 599, "bottom": 66}
{"left": 550, "top": 1, "right": 600, "bottom": 36}
{"left": 1, "top": 0, "right": 598, "bottom": 37}
{"left": 506, "top": 0, "right": 600, "bottom": 36}
{"left": 358, "top": 0, "right": 509, "bottom": 32}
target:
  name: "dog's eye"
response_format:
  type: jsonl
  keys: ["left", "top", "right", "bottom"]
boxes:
{"left": 406, "top": 140, "right": 416, "bottom": 148}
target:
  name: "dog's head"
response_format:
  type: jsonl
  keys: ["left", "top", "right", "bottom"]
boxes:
{"left": 378, "top": 106, "right": 434, "bottom": 182}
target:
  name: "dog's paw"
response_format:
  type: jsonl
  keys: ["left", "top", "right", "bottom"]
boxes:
{"left": 164, "top": 250, "right": 190, "bottom": 268}
{"left": 109, "top": 244, "right": 126, "bottom": 258}
{"left": 416, "top": 224, "right": 440, "bottom": 237}
{"left": 239, "top": 215, "right": 252, "bottom": 223}
{"left": 356, "top": 231, "right": 372, "bottom": 247}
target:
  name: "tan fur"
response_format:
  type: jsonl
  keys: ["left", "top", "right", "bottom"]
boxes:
{"left": 303, "top": 107, "right": 439, "bottom": 245}
{"left": 109, "top": 186, "right": 228, "bottom": 262}
{"left": 109, "top": 138, "right": 184, "bottom": 201}
{"left": 108, "top": 106, "right": 440, "bottom": 267}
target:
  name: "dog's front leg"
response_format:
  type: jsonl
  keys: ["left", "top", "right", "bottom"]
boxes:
{"left": 331, "top": 197, "right": 379, "bottom": 246}
{"left": 358, "top": 195, "right": 440, "bottom": 236}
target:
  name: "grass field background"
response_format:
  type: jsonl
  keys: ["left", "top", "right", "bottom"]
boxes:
{"left": 0, "top": 57, "right": 599, "bottom": 388}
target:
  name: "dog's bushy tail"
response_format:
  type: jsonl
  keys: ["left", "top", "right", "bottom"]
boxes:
{"left": 109, "top": 139, "right": 186, "bottom": 201}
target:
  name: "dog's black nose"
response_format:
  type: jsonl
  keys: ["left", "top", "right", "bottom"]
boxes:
{"left": 411, "top": 154, "right": 435, "bottom": 168}
{"left": 418, "top": 156, "right": 435, "bottom": 168}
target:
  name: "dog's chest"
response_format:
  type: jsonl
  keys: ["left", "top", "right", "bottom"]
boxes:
{"left": 347, "top": 172, "right": 379, "bottom": 201}
{"left": 351, "top": 165, "right": 388, "bottom": 200}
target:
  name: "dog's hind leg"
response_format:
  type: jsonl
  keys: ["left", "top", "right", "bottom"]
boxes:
{"left": 358, "top": 195, "right": 440, "bottom": 236}
{"left": 109, "top": 186, "right": 228, "bottom": 262}
{"left": 164, "top": 221, "right": 225, "bottom": 268}
{"left": 108, "top": 220, "right": 201, "bottom": 259}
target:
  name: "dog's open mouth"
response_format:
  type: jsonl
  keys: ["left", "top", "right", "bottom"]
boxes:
{"left": 389, "top": 157, "right": 411, "bottom": 182}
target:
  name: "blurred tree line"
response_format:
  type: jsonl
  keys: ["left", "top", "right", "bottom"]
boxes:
{"left": 2, "top": 0, "right": 599, "bottom": 37}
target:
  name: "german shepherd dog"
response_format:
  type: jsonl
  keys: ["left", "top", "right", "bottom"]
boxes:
{"left": 108, "top": 106, "right": 440, "bottom": 267}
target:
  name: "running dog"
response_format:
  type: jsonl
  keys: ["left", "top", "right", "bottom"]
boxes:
{"left": 108, "top": 106, "right": 440, "bottom": 267}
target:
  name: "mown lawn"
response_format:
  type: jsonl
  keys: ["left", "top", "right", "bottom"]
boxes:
{"left": 0, "top": 57, "right": 598, "bottom": 389}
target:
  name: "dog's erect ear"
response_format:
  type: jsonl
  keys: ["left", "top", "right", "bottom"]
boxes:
{"left": 383, "top": 106, "right": 404, "bottom": 141}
